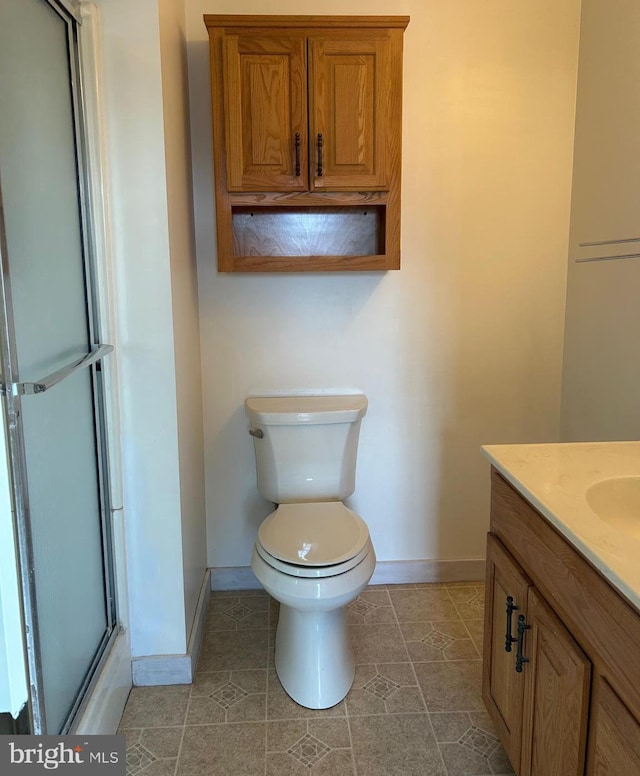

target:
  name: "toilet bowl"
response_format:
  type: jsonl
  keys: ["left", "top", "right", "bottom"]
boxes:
{"left": 252, "top": 511, "right": 376, "bottom": 708}
{"left": 245, "top": 394, "right": 374, "bottom": 709}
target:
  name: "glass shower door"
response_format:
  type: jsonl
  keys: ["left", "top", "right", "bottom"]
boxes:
{"left": 0, "top": 0, "right": 116, "bottom": 733}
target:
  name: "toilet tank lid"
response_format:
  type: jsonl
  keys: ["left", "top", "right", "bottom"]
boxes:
{"left": 245, "top": 394, "right": 367, "bottom": 425}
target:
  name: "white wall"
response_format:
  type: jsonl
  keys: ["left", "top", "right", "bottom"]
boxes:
{"left": 186, "top": 0, "right": 582, "bottom": 571}
{"left": 560, "top": 0, "right": 640, "bottom": 441}
{"left": 94, "top": 0, "right": 206, "bottom": 657}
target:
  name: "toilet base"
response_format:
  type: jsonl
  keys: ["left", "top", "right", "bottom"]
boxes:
{"left": 275, "top": 605, "right": 354, "bottom": 709}
{"left": 251, "top": 542, "right": 376, "bottom": 709}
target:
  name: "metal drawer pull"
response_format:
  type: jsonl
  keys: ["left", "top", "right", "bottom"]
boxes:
{"left": 515, "top": 614, "right": 531, "bottom": 672}
{"left": 294, "top": 132, "right": 301, "bottom": 176}
{"left": 8, "top": 344, "right": 113, "bottom": 396}
{"left": 248, "top": 428, "right": 263, "bottom": 439}
{"left": 316, "top": 133, "right": 323, "bottom": 177}
{"left": 505, "top": 595, "right": 519, "bottom": 653}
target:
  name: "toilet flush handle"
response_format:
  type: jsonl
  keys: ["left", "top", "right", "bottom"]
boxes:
{"left": 249, "top": 428, "right": 264, "bottom": 439}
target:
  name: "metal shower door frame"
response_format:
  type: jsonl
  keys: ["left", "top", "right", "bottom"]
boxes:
{"left": 0, "top": 0, "right": 118, "bottom": 734}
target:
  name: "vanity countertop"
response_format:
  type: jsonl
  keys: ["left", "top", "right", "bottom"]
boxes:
{"left": 482, "top": 441, "right": 640, "bottom": 612}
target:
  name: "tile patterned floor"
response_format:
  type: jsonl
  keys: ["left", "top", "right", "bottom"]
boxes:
{"left": 119, "top": 582, "right": 514, "bottom": 776}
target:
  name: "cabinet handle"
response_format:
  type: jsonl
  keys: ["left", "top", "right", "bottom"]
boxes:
{"left": 515, "top": 614, "right": 531, "bottom": 673}
{"left": 316, "top": 133, "right": 323, "bottom": 177}
{"left": 294, "top": 132, "right": 301, "bottom": 176}
{"left": 505, "top": 595, "right": 519, "bottom": 653}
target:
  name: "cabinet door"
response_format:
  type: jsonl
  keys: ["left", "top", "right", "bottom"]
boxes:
{"left": 308, "top": 33, "right": 392, "bottom": 191}
{"left": 520, "top": 588, "right": 590, "bottom": 776}
{"left": 586, "top": 677, "right": 640, "bottom": 775}
{"left": 223, "top": 33, "right": 308, "bottom": 191}
{"left": 483, "top": 533, "right": 531, "bottom": 771}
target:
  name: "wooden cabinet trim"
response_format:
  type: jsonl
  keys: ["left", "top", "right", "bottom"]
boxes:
{"left": 229, "top": 254, "right": 389, "bottom": 273}
{"left": 227, "top": 191, "right": 388, "bottom": 208}
{"left": 204, "top": 15, "right": 410, "bottom": 30}
{"left": 490, "top": 468, "right": 640, "bottom": 722}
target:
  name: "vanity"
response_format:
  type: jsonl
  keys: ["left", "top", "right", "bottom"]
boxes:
{"left": 481, "top": 443, "right": 640, "bottom": 775}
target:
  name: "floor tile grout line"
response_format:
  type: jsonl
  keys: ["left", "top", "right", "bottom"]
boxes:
{"left": 170, "top": 707, "right": 499, "bottom": 728}
{"left": 445, "top": 582, "right": 485, "bottom": 620}
{"left": 171, "top": 677, "right": 194, "bottom": 776}
{"left": 344, "top": 694, "right": 358, "bottom": 776}
{"left": 461, "top": 613, "right": 483, "bottom": 656}
{"left": 263, "top": 635, "right": 268, "bottom": 776}
{"left": 443, "top": 583, "right": 487, "bottom": 655}
{"left": 263, "top": 698, "right": 268, "bottom": 776}
{"left": 445, "top": 585, "right": 465, "bottom": 623}
{"left": 386, "top": 583, "right": 413, "bottom": 664}
{"left": 406, "top": 639, "right": 449, "bottom": 776}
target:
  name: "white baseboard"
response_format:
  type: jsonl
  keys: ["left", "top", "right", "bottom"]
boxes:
{"left": 71, "top": 630, "right": 132, "bottom": 735}
{"left": 210, "top": 559, "right": 485, "bottom": 591}
{"left": 132, "top": 569, "right": 210, "bottom": 686}
{"left": 132, "top": 654, "right": 193, "bottom": 687}
{"left": 211, "top": 566, "right": 262, "bottom": 591}
{"left": 370, "top": 559, "right": 485, "bottom": 585}
{"left": 186, "top": 568, "right": 210, "bottom": 673}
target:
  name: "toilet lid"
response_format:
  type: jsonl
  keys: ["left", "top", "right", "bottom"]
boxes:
{"left": 257, "top": 502, "right": 370, "bottom": 567}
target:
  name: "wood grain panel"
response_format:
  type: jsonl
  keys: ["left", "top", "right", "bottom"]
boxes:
{"left": 490, "top": 469, "right": 640, "bottom": 722}
{"left": 587, "top": 676, "right": 640, "bottom": 775}
{"left": 231, "top": 206, "right": 383, "bottom": 257}
{"left": 520, "top": 588, "right": 590, "bottom": 776}
{"left": 223, "top": 34, "right": 307, "bottom": 191}
{"left": 309, "top": 34, "right": 390, "bottom": 190}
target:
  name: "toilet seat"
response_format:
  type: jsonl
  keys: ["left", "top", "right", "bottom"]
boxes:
{"left": 255, "top": 537, "right": 373, "bottom": 578}
{"left": 256, "top": 502, "right": 371, "bottom": 578}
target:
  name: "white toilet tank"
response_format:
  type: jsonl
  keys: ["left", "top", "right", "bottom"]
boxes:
{"left": 245, "top": 394, "right": 368, "bottom": 504}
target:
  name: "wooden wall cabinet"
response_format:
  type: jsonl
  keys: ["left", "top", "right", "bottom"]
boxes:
{"left": 484, "top": 470, "right": 640, "bottom": 776}
{"left": 204, "top": 15, "right": 409, "bottom": 272}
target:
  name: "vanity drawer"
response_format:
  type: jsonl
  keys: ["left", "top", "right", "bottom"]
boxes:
{"left": 490, "top": 468, "right": 640, "bottom": 721}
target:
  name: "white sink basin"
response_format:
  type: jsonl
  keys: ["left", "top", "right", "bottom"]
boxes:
{"left": 586, "top": 476, "right": 640, "bottom": 540}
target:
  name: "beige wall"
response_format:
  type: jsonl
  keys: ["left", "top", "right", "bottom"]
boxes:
{"left": 186, "top": 0, "right": 582, "bottom": 571}
{"left": 158, "top": 0, "right": 207, "bottom": 639}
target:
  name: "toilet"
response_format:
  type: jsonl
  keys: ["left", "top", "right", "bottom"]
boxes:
{"left": 246, "top": 394, "right": 376, "bottom": 709}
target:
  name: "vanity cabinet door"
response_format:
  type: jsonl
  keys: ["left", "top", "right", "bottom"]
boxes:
{"left": 520, "top": 588, "right": 590, "bottom": 776}
{"left": 586, "top": 677, "right": 640, "bottom": 775}
{"left": 483, "top": 533, "right": 532, "bottom": 772}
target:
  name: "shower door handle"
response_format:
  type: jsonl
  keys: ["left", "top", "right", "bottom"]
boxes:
{"left": 5, "top": 344, "right": 113, "bottom": 396}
